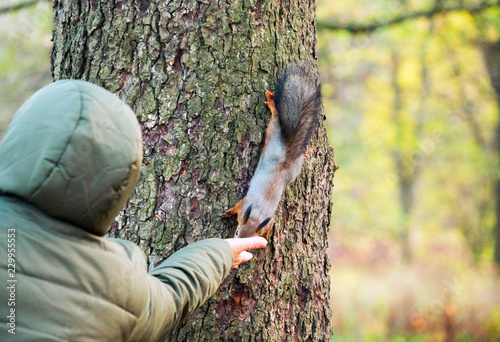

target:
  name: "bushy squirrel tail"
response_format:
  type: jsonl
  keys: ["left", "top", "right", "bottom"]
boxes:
{"left": 274, "top": 64, "right": 322, "bottom": 161}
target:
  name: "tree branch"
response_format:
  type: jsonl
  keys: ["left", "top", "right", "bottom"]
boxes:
{"left": 317, "top": 1, "right": 500, "bottom": 34}
{"left": 0, "top": 0, "right": 44, "bottom": 16}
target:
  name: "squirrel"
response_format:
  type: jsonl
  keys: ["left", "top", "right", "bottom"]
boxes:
{"left": 222, "top": 64, "right": 322, "bottom": 239}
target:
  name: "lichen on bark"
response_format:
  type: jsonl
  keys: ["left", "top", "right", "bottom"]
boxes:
{"left": 52, "top": 0, "right": 336, "bottom": 340}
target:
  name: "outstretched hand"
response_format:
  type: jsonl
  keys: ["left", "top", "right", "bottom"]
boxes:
{"left": 225, "top": 237, "right": 268, "bottom": 268}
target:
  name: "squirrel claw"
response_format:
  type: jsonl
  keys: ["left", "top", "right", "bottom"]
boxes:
{"left": 265, "top": 90, "right": 276, "bottom": 114}
{"left": 264, "top": 90, "right": 272, "bottom": 105}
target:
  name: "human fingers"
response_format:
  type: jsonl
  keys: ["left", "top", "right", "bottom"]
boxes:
{"left": 233, "top": 251, "right": 254, "bottom": 268}
{"left": 225, "top": 237, "right": 267, "bottom": 254}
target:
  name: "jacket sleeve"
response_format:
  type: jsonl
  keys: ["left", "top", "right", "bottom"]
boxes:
{"left": 126, "top": 238, "right": 234, "bottom": 341}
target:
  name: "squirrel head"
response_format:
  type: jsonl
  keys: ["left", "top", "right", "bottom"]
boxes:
{"left": 234, "top": 204, "right": 273, "bottom": 238}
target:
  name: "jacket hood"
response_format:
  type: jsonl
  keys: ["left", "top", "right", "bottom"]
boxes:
{"left": 0, "top": 80, "right": 143, "bottom": 235}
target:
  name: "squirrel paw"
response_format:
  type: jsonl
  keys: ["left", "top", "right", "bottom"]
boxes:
{"left": 265, "top": 90, "right": 276, "bottom": 115}
{"left": 221, "top": 199, "right": 244, "bottom": 218}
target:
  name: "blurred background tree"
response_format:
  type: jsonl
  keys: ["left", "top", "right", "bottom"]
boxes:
{"left": 1, "top": 0, "right": 500, "bottom": 340}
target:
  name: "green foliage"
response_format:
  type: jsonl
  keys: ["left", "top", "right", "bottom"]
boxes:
{"left": 0, "top": 1, "right": 52, "bottom": 138}
{"left": 319, "top": 0, "right": 497, "bottom": 256}
{"left": 318, "top": 0, "right": 500, "bottom": 339}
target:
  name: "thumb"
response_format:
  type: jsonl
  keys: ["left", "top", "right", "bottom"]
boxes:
{"left": 239, "top": 251, "right": 253, "bottom": 264}
{"left": 233, "top": 251, "right": 254, "bottom": 268}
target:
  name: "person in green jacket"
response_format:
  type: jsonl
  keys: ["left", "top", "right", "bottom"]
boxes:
{"left": 0, "top": 80, "right": 267, "bottom": 341}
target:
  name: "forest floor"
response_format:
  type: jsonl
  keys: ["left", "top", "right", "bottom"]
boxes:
{"left": 328, "top": 230, "right": 500, "bottom": 341}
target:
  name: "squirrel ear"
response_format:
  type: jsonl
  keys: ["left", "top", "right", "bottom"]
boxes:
{"left": 243, "top": 204, "right": 252, "bottom": 224}
{"left": 255, "top": 217, "right": 271, "bottom": 233}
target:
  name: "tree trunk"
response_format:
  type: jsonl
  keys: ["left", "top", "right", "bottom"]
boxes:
{"left": 390, "top": 51, "right": 415, "bottom": 263}
{"left": 481, "top": 41, "right": 500, "bottom": 268}
{"left": 51, "top": 0, "right": 336, "bottom": 340}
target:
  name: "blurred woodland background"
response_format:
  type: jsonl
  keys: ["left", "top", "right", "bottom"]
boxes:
{"left": 1, "top": 0, "right": 500, "bottom": 340}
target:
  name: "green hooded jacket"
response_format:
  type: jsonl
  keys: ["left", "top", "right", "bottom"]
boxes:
{"left": 0, "top": 80, "right": 234, "bottom": 341}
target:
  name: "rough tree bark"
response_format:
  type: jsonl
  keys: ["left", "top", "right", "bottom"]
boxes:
{"left": 51, "top": 0, "right": 336, "bottom": 340}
